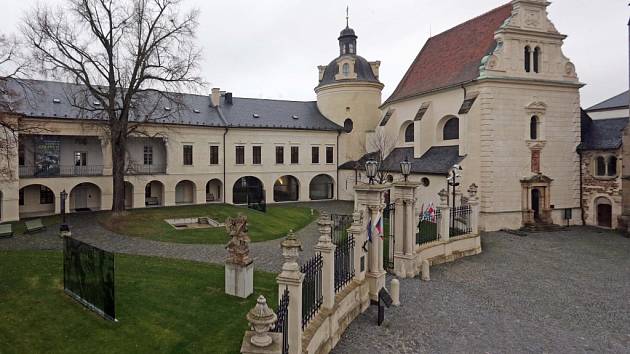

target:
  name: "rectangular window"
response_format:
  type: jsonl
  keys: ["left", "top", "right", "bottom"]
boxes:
{"left": 74, "top": 151, "right": 87, "bottom": 166}
{"left": 276, "top": 146, "right": 284, "bottom": 164}
{"left": 252, "top": 146, "right": 262, "bottom": 165}
{"left": 19, "top": 189, "right": 24, "bottom": 206}
{"left": 291, "top": 146, "right": 299, "bottom": 164}
{"left": 235, "top": 146, "right": 245, "bottom": 165}
{"left": 326, "top": 146, "right": 334, "bottom": 164}
{"left": 209, "top": 145, "right": 219, "bottom": 165}
{"left": 18, "top": 143, "right": 24, "bottom": 166}
{"left": 312, "top": 146, "right": 319, "bottom": 164}
{"left": 183, "top": 145, "right": 193, "bottom": 165}
{"left": 40, "top": 186, "right": 54, "bottom": 204}
{"left": 143, "top": 145, "right": 153, "bottom": 165}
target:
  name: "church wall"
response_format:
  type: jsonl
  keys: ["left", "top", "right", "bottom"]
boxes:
{"left": 580, "top": 149, "right": 622, "bottom": 229}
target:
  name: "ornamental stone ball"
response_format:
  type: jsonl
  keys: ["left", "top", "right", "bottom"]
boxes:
{"left": 246, "top": 295, "right": 278, "bottom": 347}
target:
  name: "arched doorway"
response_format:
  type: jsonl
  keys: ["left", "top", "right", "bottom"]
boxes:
{"left": 175, "top": 180, "right": 196, "bottom": 204}
{"left": 70, "top": 182, "right": 101, "bottom": 212}
{"left": 233, "top": 176, "right": 264, "bottom": 204}
{"left": 274, "top": 175, "right": 299, "bottom": 202}
{"left": 145, "top": 181, "right": 164, "bottom": 206}
{"left": 596, "top": 197, "right": 612, "bottom": 228}
{"left": 309, "top": 174, "right": 334, "bottom": 200}
{"left": 124, "top": 181, "right": 134, "bottom": 209}
{"left": 531, "top": 188, "right": 541, "bottom": 221}
{"left": 206, "top": 179, "right": 222, "bottom": 202}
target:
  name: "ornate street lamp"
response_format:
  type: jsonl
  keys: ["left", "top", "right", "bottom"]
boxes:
{"left": 365, "top": 159, "right": 378, "bottom": 184}
{"left": 448, "top": 164, "right": 462, "bottom": 228}
{"left": 400, "top": 158, "right": 412, "bottom": 182}
{"left": 60, "top": 189, "right": 69, "bottom": 233}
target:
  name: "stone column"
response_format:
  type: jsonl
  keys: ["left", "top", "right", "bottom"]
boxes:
{"left": 276, "top": 231, "right": 303, "bottom": 354}
{"left": 467, "top": 183, "right": 481, "bottom": 235}
{"left": 313, "top": 212, "right": 335, "bottom": 310}
{"left": 354, "top": 183, "right": 388, "bottom": 301}
{"left": 99, "top": 137, "right": 113, "bottom": 176}
{"left": 438, "top": 189, "right": 450, "bottom": 242}
{"left": 391, "top": 182, "right": 420, "bottom": 278}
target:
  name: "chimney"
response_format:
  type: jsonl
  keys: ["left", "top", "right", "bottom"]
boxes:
{"left": 225, "top": 92, "right": 233, "bottom": 105}
{"left": 211, "top": 88, "right": 221, "bottom": 107}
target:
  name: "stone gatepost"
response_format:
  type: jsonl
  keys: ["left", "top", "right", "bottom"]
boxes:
{"left": 348, "top": 210, "right": 366, "bottom": 282}
{"left": 276, "top": 231, "right": 303, "bottom": 354}
{"left": 354, "top": 183, "right": 388, "bottom": 302}
{"left": 314, "top": 212, "right": 335, "bottom": 310}
{"left": 240, "top": 295, "right": 282, "bottom": 354}
{"left": 467, "top": 183, "right": 481, "bottom": 235}
{"left": 391, "top": 181, "right": 421, "bottom": 278}
{"left": 438, "top": 189, "right": 451, "bottom": 242}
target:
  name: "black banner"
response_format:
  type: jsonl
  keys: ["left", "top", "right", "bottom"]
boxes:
{"left": 63, "top": 237, "right": 116, "bottom": 321}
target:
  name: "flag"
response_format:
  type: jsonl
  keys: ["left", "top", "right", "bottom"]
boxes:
{"left": 366, "top": 214, "right": 373, "bottom": 243}
{"left": 375, "top": 213, "right": 384, "bottom": 239}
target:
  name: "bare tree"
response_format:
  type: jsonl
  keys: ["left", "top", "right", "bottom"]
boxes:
{"left": 366, "top": 128, "right": 396, "bottom": 183}
{"left": 22, "top": 0, "right": 203, "bottom": 213}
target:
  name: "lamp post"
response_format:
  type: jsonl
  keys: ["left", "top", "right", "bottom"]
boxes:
{"left": 365, "top": 159, "right": 378, "bottom": 184}
{"left": 60, "top": 189, "right": 69, "bottom": 234}
{"left": 448, "top": 165, "right": 462, "bottom": 229}
{"left": 400, "top": 158, "right": 411, "bottom": 182}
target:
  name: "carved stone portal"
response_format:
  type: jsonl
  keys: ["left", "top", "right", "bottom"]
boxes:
{"left": 225, "top": 214, "right": 253, "bottom": 298}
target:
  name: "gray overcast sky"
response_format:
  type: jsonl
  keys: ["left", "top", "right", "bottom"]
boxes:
{"left": 0, "top": 0, "right": 627, "bottom": 107}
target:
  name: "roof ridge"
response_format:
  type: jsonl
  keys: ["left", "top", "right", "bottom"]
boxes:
{"left": 429, "top": 2, "right": 512, "bottom": 40}
{"left": 232, "top": 96, "right": 317, "bottom": 104}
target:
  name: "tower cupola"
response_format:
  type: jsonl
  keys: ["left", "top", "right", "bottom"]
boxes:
{"left": 338, "top": 25, "right": 357, "bottom": 55}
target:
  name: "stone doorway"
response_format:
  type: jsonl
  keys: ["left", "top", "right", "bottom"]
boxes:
{"left": 597, "top": 202, "right": 612, "bottom": 228}
{"left": 521, "top": 174, "right": 553, "bottom": 225}
{"left": 531, "top": 188, "right": 541, "bottom": 221}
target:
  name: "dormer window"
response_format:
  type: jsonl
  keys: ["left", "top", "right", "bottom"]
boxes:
{"left": 342, "top": 63, "right": 350, "bottom": 78}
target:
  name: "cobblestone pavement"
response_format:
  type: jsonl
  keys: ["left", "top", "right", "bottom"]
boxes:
{"left": 0, "top": 201, "right": 353, "bottom": 273}
{"left": 332, "top": 227, "right": 630, "bottom": 354}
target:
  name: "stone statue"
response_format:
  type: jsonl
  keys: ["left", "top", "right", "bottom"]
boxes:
{"left": 225, "top": 213, "right": 252, "bottom": 265}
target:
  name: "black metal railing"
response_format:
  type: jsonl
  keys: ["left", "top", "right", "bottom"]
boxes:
{"left": 450, "top": 205, "right": 472, "bottom": 237}
{"left": 20, "top": 165, "right": 104, "bottom": 177}
{"left": 417, "top": 208, "right": 440, "bottom": 245}
{"left": 334, "top": 234, "right": 355, "bottom": 293}
{"left": 125, "top": 163, "right": 166, "bottom": 175}
{"left": 385, "top": 203, "right": 395, "bottom": 270}
{"left": 301, "top": 253, "right": 323, "bottom": 330}
{"left": 272, "top": 287, "right": 290, "bottom": 354}
{"left": 331, "top": 214, "right": 353, "bottom": 244}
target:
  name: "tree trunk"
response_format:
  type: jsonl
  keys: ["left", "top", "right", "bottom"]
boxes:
{"left": 111, "top": 126, "right": 127, "bottom": 214}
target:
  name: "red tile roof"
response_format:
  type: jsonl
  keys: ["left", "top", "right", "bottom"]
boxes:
{"left": 384, "top": 3, "right": 513, "bottom": 105}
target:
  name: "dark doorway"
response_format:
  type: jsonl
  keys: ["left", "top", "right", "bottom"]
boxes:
{"left": 531, "top": 188, "right": 541, "bottom": 221}
{"left": 233, "top": 176, "right": 264, "bottom": 204}
{"left": 273, "top": 175, "right": 299, "bottom": 202}
{"left": 597, "top": 203, "right": 612, "bottom": 228}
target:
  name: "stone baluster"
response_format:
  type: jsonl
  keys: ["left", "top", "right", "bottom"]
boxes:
{"left": 276, "top": 231, "right": 303, "bottom": 354}
{"left": 314, "top": 212, "right": 335, "bottom": 310}
{"left": 438, "top": 188, "right": 450, "bottom": 242}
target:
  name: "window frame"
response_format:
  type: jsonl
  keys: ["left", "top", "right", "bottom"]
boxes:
{"left": 252, "top": 145, "right": 262, "bottom": 165}
{"left": 530, "top": 116, "right": 539, "bottom": 140}
{"left": 143, "top": 145, "right": 154, "bottom": 165}
{"left": 312, "top": 146, "right": 320, "bottom": 164}
{"left": 290, "top": 146, "right": 299, "bottom": 164}
{"left": 39, "top": 185, "right": 54, "bottom": 205}
{"left": 594, "top": 154, "right": 618, "bottom": 178}
{"left": 325, "top": 146, "right": 334, "bottom": 164}
{"left": 276, "top": 146, "right": 284, "bottom": 164}
{"left": 74, "top": 151, "right": 87, "bottom": 166}
{"left": 209, "top": 145, "right": 219, "bottom": 165}
{"left": 442, "top": 117, "right": 459, "bottom": 141}
{"left": 235, "top": 145, "right": 245, "bottom": 165}
{"left": 183, "top": 144, "right": 193, "bottom": 166}
{"left": 404, "top": 123, "right": 414, "bottom": 143}
{"left": 524, "top": 46, "right": 531, "bottom": 73}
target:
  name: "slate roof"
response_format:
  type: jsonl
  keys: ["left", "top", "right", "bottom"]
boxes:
{"left": 579, "top": 111, "right": 629, "bottom": 151}
{"left": 383, "top": 3, "right": 513, "bottom": 105}
{"left": 317, "top": 55, "right": 380, "bottom": 88}
{"left": 586, "top": 90, "right": 629, "bottom": 111}
{"left": 2, "top": 79, "right": 341, "bottom": 131}
{"left": 339, "top": 146, "right": 465, "bottom": 175}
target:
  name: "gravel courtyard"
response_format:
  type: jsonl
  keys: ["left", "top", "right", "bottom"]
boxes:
{"left": 333, "top": 227, "right": 630, "bottom": 354}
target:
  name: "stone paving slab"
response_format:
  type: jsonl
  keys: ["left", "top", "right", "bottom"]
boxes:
{"left": 332, "top": 227, "right": 630, "bottom": 353}
{"left": 0, "top": 201, "right": 353, "bottom": 273}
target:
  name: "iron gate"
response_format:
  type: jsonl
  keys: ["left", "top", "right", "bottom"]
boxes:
{"left": 272, "top": 287, "right": 290, "bottom": 354}
{"left": 384, "top": 202, "right": 395, "bottom": 270}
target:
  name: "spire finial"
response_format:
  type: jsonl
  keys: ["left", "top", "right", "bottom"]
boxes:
{"left": 346, "top": 6, "right": 349, "bottom": 28}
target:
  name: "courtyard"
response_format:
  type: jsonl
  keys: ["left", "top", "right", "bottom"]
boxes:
{"left": 333, "top": 227, "right": 630, "bottom": 353}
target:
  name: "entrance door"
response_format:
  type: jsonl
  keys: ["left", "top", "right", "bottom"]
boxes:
{"left": 531, "top": 188, "right": 541, "bottom": 221}
{"left": 74, "top": 188, "right": 88, "bottom": 209}
{"left": 597, "top": 203, "right": 612, "bottom": 228}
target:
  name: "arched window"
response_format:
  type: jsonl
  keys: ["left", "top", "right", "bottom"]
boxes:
{"left": 533, "top": 47, "right": 541, "bottom": 73}
{"left": 530, "top": 116, "right": 539, "bottom": 140}
{"left": 343, "top": 118, "right": 353, "bottom": 133}
{"left": 342, "top": 63, "right": 350, "bottom": 77}
{"left": 596, "top": 156, "right": 606, "bottom": 176}
{"left": 443, "top": 117, "right": 459, "bottom": 140}
{"left": 404, "top": 123, "right": 414, "bottom": 143}
{"left": 607, "top": 156, "right": 617, "bottom": 176}
{"left": 524, "top": 46, "right": 531, "bottom": 73}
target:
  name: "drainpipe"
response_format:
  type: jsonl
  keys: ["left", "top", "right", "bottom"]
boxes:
{"left": 579, "top": 149, "right": 586, "bottom": 225}
{"left": 336, "top": 130, "right": 341, "bottom": 200}
{"left": 223, "top": 127, "right": 228, "bottom": 203}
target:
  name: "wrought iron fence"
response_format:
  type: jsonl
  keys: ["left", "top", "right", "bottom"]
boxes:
{"left": 385, "top": 203, "right": 395, "bottom": 270}
{"left": 301, "top": 253, "right": 323, "bottom": 329}
{"left": 20, "top": 165, "right": 104, "bottom": 177}
{"left": 417, "top": 208, "right": 441, "bottom": 245}
{"left": 450, "top": 205, "right": 472, "bottom": 237}
{"left": 331, "top": 214, "right": 353, "bottom": 244}
{"left": 272, "top": 286, "right": 290, "bottom": 354}
{"left": 334, "top": 234, "right": 355, "bottom": 293}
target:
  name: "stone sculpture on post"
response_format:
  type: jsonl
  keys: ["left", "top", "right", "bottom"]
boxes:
{"left": 225, "top": 214, "right": 253, "bottom": 298}
{"left": 240, "top": 295, "right": 282, "bottom": 354}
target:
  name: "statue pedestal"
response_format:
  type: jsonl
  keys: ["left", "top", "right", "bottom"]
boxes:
{"left": 225, "top": 261, "right": 254, "bottom": 298}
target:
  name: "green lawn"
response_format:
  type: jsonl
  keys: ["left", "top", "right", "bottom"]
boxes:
{"left": 4, "top": 215, "right": 61, "bottom": 235}
{"left": 0, "top": 251, "right": 277, "bottom": 354}
{"left": 98, "top": 203, "right": 317, "bottom": 244}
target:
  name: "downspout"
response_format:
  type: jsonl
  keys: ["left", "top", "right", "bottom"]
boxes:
{"left": 336, "top": 130, "right": 341, "bottom": 200}
{"left": 223, "top": 127, "right": 228, "bottom": 203}
{"left": 579, "top": 149, "right": 585, "bottom": 225}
